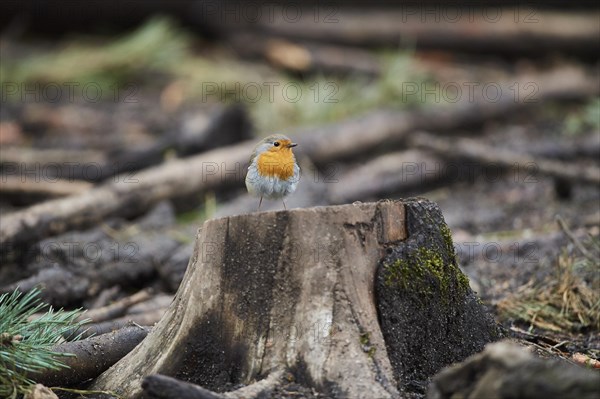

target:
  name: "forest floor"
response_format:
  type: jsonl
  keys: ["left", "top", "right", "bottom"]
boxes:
{"left": 1, "top": 12, "right": 598, "bottom": 397}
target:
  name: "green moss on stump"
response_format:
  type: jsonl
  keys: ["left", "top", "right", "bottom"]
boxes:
{"left": 384, "top": 246, "right": 470, "bottom": 304}
{"left": 440, "top": 223, "right": 460, "bottom": 264}
{"left": 382, "top": 203, "right": 470, "bottom": 305}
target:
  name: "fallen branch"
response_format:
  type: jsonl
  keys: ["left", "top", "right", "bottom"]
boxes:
{"left": 327, "top": 150, "right": 443, "bottom": 204}
{"left": 222, "top": 370, "right": 284, "bottom": 399}
{"left": 80, "top": 288, "right": 154, "bottom": 323}
{"left": 298, "top": 66, "right": 599, "bottom": 163}
{"left": 409, "top": 132, "right": 600, "bottom": 186}
{"left": 88, "top": 286, "right": 121, "bottom": 309}
{"left": 229, "top": 34, "right": 381, "bottom": 76}
{"left": 30, "top": 325, "right": 149, "bottom": 387}
{"left": 2, "top": 246, "right": 173, "bottom": 308}
{"left": 0, "top": 147, "right": 105, "bottom": 169}
{"left": 556, "top": 215, "right": 594, "bottom": 259}
{"left": 527, "top": 132, "right": 600, "bottom": 161}
{"left": 1, "top": 203, "right": 181, "bottom": 307}
{"left": 0, "top": 176, "right": 93, "bottom": 205}
{"left": 142, "top": 374, "right": 226, "bottom": 399}
{"left": 429, "top": 341, "right": 600, "bottom": 399}
{"left": 0, "top": 141, "right": 250, "bottom": 253}
{"left": 1, "top": 267, "right": 91, "bottom": 308}
{"left": 126, "top": 293, "right": 174, "bottom": 315}
{"left": 142, "top": 370, "right": 284, "bottom": 399}
{"left": 0, "top": 106, "right": 251, "bottom": 183}
{"left": 75, "top": 308, "right": 165, "bottom": 339}
{"left": 216, "top": 7, "right": 600, "bottom": 57}
{"left": 90, "top": 261, "right": 157, "bottom": 297}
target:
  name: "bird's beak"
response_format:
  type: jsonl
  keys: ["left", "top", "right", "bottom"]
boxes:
{"left": 287, "top": 143, "right": 298, "bottom": 148}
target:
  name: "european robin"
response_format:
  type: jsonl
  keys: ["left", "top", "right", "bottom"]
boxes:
{"left": 245, "top": 134, "right": 300, "bottom": 210}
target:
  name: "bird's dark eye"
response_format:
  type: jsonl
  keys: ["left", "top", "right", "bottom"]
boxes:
{"left": 273, "top": 142, "right": 280, "bottom": 147}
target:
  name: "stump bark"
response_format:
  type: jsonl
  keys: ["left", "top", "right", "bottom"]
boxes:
{"left": 90, "top": 199, "right": 498, "bottom": 398}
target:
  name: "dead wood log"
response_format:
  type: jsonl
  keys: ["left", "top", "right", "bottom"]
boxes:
{"left": 89, "top": 200, "right": 498, "bottom": 398}
{"left": 228, "top": 34, "right": 381, "bottom": 76}
{"left": 409, "top": 132, "right": 600, "bottom": 186}
{"left": 522, "top": 131, "right": 600, "bottom": 161}
{"left": 142, "top": 375, "right": 225, "bottom": 399}
{"left": 219, "top": 369, "right": 285, "bottom": 399}
{"left": 0, "top": 142, "right": 250, "bottom": 255}
{"left": 214, "top": 7, "right": 600, "bottom": 57}
{"left": 0, "top": 146, "right": 108, "bottom": 183}
{"left": 79, "top": 288, "right": 153, "bottom": 323}
{"left": 174, "top": 104, "right": 253, "bottom": 157}
{"left": 73, "top": 308, "right": 165, "bottom": 339}
{"left": 0, "top": 105, "right": 251, "bottom": 184}
{"left": 126, "top": 293, "right": 174, "bottom": 315}
{"left": 2, "top": 66, "right": 595, "bottom": 254}
{"left": 427, "top": 341, "right": 600, "bottom": 399}
{"left": 327, "top": 150, "right": 443, "bottom": 204}
{"left": 88, "top": 286, "right": 121, "bottom": 309}
{"left": 90, "top": 260, "right": 156, "bottom": 296}
{"left": 297, "top": 66, "right": 599, "bottom": 164}
{"left": 1, "top": 266, "right": 91, "bottom": 308}
{"left": 1, "top": 225, "right": 180, "bottom": 307}
{"left": 4, "top": 2, "right": 599, "bottom": 45}
{"left": 0, "top": 176, "right": 93, "bottom": 205}
{"left": 30, "top": 325, "right": 150, "bottom": 387}
{"left": 0, "top": 147, "right": 105, "bottom": 169}
{"left": 0, "top": 202, "right": 179, "bottom": 308}
{"left": 142, "top": 370, "right": 284, "bottom": 399}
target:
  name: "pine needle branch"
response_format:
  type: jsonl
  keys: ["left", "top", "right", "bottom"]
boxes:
{"left": 0, "top": 287, "right": 89, "bottom": 398}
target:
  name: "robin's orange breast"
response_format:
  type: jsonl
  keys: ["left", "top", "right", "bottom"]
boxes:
{"left": 257, "top": 150, "right": 296, "bottom": 180}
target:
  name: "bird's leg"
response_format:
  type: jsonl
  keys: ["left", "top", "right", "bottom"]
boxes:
{"left": 258, "top": 196, "right": 263, "bottom": 211}
{"left": 283, "top": 199, "right": 287, "bottom": 210}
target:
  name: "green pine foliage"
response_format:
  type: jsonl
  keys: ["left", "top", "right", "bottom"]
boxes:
{"left": 0, "top": 288, "right": 89, "bottom": 398}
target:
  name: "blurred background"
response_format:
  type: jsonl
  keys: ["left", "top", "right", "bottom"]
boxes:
{"left": 1, "top": 0, "right": 599, "bottom": 382}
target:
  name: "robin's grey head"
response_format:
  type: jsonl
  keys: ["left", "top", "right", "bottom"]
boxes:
{"left": 252, "top": 134, "right": 297, "bottom": 159}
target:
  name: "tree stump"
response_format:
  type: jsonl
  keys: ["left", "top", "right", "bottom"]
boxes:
{"left": 90, "top": 199, "right": 499, "bottom": 398}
